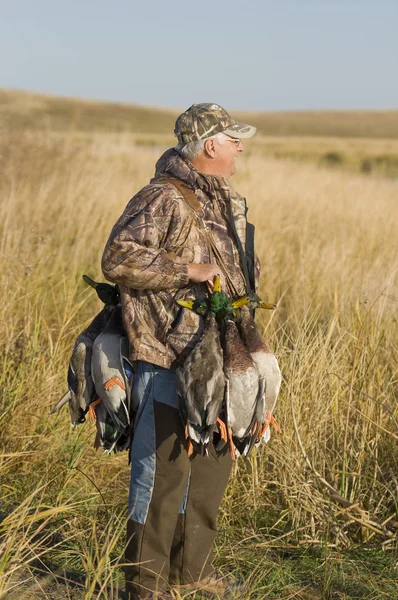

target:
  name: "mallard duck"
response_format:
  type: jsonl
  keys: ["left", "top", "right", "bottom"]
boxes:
{"left": 176, "top": 310, "right": 226, "bottom": 455}
{"left": 205, "top": 288, "right": 277, "bottom": 456}
{"left": 221, "top": 318, "right": 264, "bottom": 457}
{"left": 176, "top": 297, "right": 208, "bottom": 316}
{"left": 232, "top": 291, "right": 276, "bottom": 312}
{"left": 51, "top": 306, "right": 113, "bottom": 427}
{"left": 177, "top": 278, "right": 245, "bottom": 324}
{"left": 237, "top": 306, "right": 281, "bottom": 447}
{"left": 176, "top": 277, "right": 276, "bottom": 457}
{"left": 90, "top": 396, "right": 131, "bottom": 453}
{"left": 52, "top": 275, "right": 127, "bottom": 451}
{"left": 82, "top": 274, "right": 120, "bottom": 307}
{"left": 91, "top": 304, "right": 133, "bottom": 453}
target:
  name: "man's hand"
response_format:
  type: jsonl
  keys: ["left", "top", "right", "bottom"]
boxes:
{"left": 187, "top": 263, "right": 226, "bottom": 291}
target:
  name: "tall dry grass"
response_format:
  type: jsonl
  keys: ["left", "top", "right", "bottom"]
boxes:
{"left": 0, "top": 131, "right": 397, "bottom": 598}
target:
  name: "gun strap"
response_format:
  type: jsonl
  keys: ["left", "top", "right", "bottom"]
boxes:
{"left": 245, "top": 220, "right": 256, "bottom": 293}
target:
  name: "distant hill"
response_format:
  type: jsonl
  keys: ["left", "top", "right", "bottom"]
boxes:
{"left": 237, "top": 109, "right": 398, "bottom": 139}
{"left": 2, "top": 88, "right": 398, "bottom": 139}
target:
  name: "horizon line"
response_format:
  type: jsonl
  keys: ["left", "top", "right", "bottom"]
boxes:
{"left": 3, "top": 86, "right": 398, "bottom": 115}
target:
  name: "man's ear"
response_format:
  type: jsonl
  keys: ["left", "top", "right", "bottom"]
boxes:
{"left": 204, "top": 138, "right": 217, "bottom": 158}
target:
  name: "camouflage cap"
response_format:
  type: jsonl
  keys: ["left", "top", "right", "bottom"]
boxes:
{"left": 174, "top": 103, "right": 256, "bottom": 145}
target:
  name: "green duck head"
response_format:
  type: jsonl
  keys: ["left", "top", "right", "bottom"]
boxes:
{"left": 83, "top": 275, "right": 120, "bottom": 306}
{"left": 208, "top": 275, "right": 241, "bottom": 324}
{"left": 232, "top": 292, "right": 277, "bottom": 311}
{"left": 175, "top": 277, "right": 276, "bottom": 324}
{"left": 208, "top": 275, "right": 230, "bottom": 314}
{"left": 176, "top": 297, "right": 208, "bottom": 316}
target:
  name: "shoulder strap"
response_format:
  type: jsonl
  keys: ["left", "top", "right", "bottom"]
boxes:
{"left": 155, "top": 177, "right": 202, "bottom": 213}
{"left": 154, "top": 177, "right": 252, "bottom": 297}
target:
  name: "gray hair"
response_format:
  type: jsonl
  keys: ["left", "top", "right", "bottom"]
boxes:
{"left": 178, "top": 132, "right": 230, "bottom": 161}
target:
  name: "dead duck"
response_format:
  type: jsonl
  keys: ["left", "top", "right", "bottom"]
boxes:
{"left": 176, "top": 279, "right": 235, "bottom": 324}
{"left": 232, "top": 291, "right": 276, "bottom": 312}
{"left": 176, "top": 311, "right": 226, "bottom": 455}
{"left": 221, "top": 318, "right": 264, "bottom": 458}
{"left": 82, "top": 274, "right": 120, "bottom": 307}
{"left": 51, "top": 275, "right": 129, "bottom": 452}
{"left": 212, "top": 291, "right": 277, "bottom": 457}
{"left": 237, "top": 305, "right": 282, "bottom": 446}
{"left": 51, "top": 306, "right": 112, "bottom": 427}
{"left": 176, "top": 278, "right": 275, "bottom": 457}
{"left": 90, "top": 304, "right": 133, "bottom": 453}
{"left": 176, "top": 276, "right": 227, "bottom": 455}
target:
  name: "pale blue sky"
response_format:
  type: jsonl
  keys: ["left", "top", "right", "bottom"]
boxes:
{"left": 1, "top": 0, "right": 397, "bottom": 110}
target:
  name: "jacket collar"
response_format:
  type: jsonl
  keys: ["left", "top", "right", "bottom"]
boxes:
{"left": 152, "top": 147, "right": 233, "bottom": 200}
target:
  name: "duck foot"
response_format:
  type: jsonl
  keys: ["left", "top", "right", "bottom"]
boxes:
{"left": 184, "top": 424, "right": 195, "bottom": 457}
{"left": 257, "top": 414, "right": 281, "bottom": 441}
{"left": 187, "top": 440, "right": 194, "bottom": 457}
{"left": 88, "top": 397, "right": 102, "bottom": 423}
{"left": 228, "top": 427, "right": 236, "bottom": 461}
{"left": 270, "top": 415, "right": 281, "bottom": 433}
{"left": 217, "top": 417, "right": 228, "bottom": 443}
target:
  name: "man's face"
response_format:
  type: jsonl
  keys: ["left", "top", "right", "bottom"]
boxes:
{"left": 212, "top": 136, "right": 244, "bottom": 178}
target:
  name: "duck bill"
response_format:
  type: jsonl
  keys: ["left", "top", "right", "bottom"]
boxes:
{"left": 82, "top": 274, "right": 98, "bottom": 289}
{"left": 50, "top": 390, "right": 71, "bottom": 414}
{"left": 259, "top": 301, "right": 277, "bottom": 310}
{"left": 231, "top": 296, "right": 249, "bottom": 309}
{"left": 176, "top": 299, "right": 194, "bottom": 310}
{"left": 213, "top": 275, "right": 222, "bottom": 292}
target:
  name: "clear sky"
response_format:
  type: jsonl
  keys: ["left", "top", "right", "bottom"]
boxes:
{"left": 1, "top": 0, "right": 397, "bottom": 111}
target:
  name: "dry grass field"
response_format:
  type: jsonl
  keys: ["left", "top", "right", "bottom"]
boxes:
{"left": 3, "top": 89, "right": 398, "bottom": 177}
{"left": 3, "top": 88, "right": 398, "bottom": 138}
{"left": 1, "top": 94, "right": 398, "bottom": 599}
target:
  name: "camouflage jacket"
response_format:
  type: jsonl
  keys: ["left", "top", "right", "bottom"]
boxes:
{"left": 101, "top": 148, "right": 260, "bottom": 369}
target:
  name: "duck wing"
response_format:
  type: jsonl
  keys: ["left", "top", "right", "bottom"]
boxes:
{"left": 244, "top": 377, "right": 266, "bottom": 455}
{"left": 91, "top": 305, "right": 132, "bottom": 449}
{"left": 65, "top": 306, "right": 112, "bottom": 427}
{"left": 255, "top": 352, "right": 281, "bottom": 416}
{"left": 238, "top": 310, "right": 282, "bottom": 440}
{"left": 92, "top": 400, "right": 122, "bottom": 453}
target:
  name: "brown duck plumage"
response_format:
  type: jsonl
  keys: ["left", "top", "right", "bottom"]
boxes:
{"left": 222, "top": 319, "right": 263, "bottom": 456}
{"left": 238, "top": 307, "right": 281, "bottom": 442}
{"left": 176, "top": 311, "right": 226, "bottom": 452}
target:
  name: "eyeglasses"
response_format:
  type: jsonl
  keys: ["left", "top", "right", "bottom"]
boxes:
{"left": 223, "top": 137, "right": 242, "bottom": 147}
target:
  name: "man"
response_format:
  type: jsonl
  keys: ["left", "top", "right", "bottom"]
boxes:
{"left": 102, "top": 103, "right": 258, "bottom": 600}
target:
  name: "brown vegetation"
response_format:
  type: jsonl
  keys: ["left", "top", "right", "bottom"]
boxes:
{"left": 2, "top": 88, "right": 398, "bottom": 138}
{"left": 0, "top": 103, "right": 397, "bottom": 598}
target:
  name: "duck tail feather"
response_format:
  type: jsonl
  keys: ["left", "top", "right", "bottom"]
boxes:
{"left": 187, "top": 422, "right": 202, "bottom": 445}
{"left": 246, "top": 379, "right": 266, "bottom": 455}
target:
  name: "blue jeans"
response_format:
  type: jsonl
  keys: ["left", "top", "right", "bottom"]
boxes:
{"left": 128, "top": 361, "right": 183, "bottom": 523}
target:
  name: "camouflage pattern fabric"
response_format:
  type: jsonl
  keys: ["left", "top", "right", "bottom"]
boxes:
{"left": 102, "top": 148, "right": 260, "bottom": 369}
{"left": 174, "top": 103, "right": 256, "bottom": 145}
